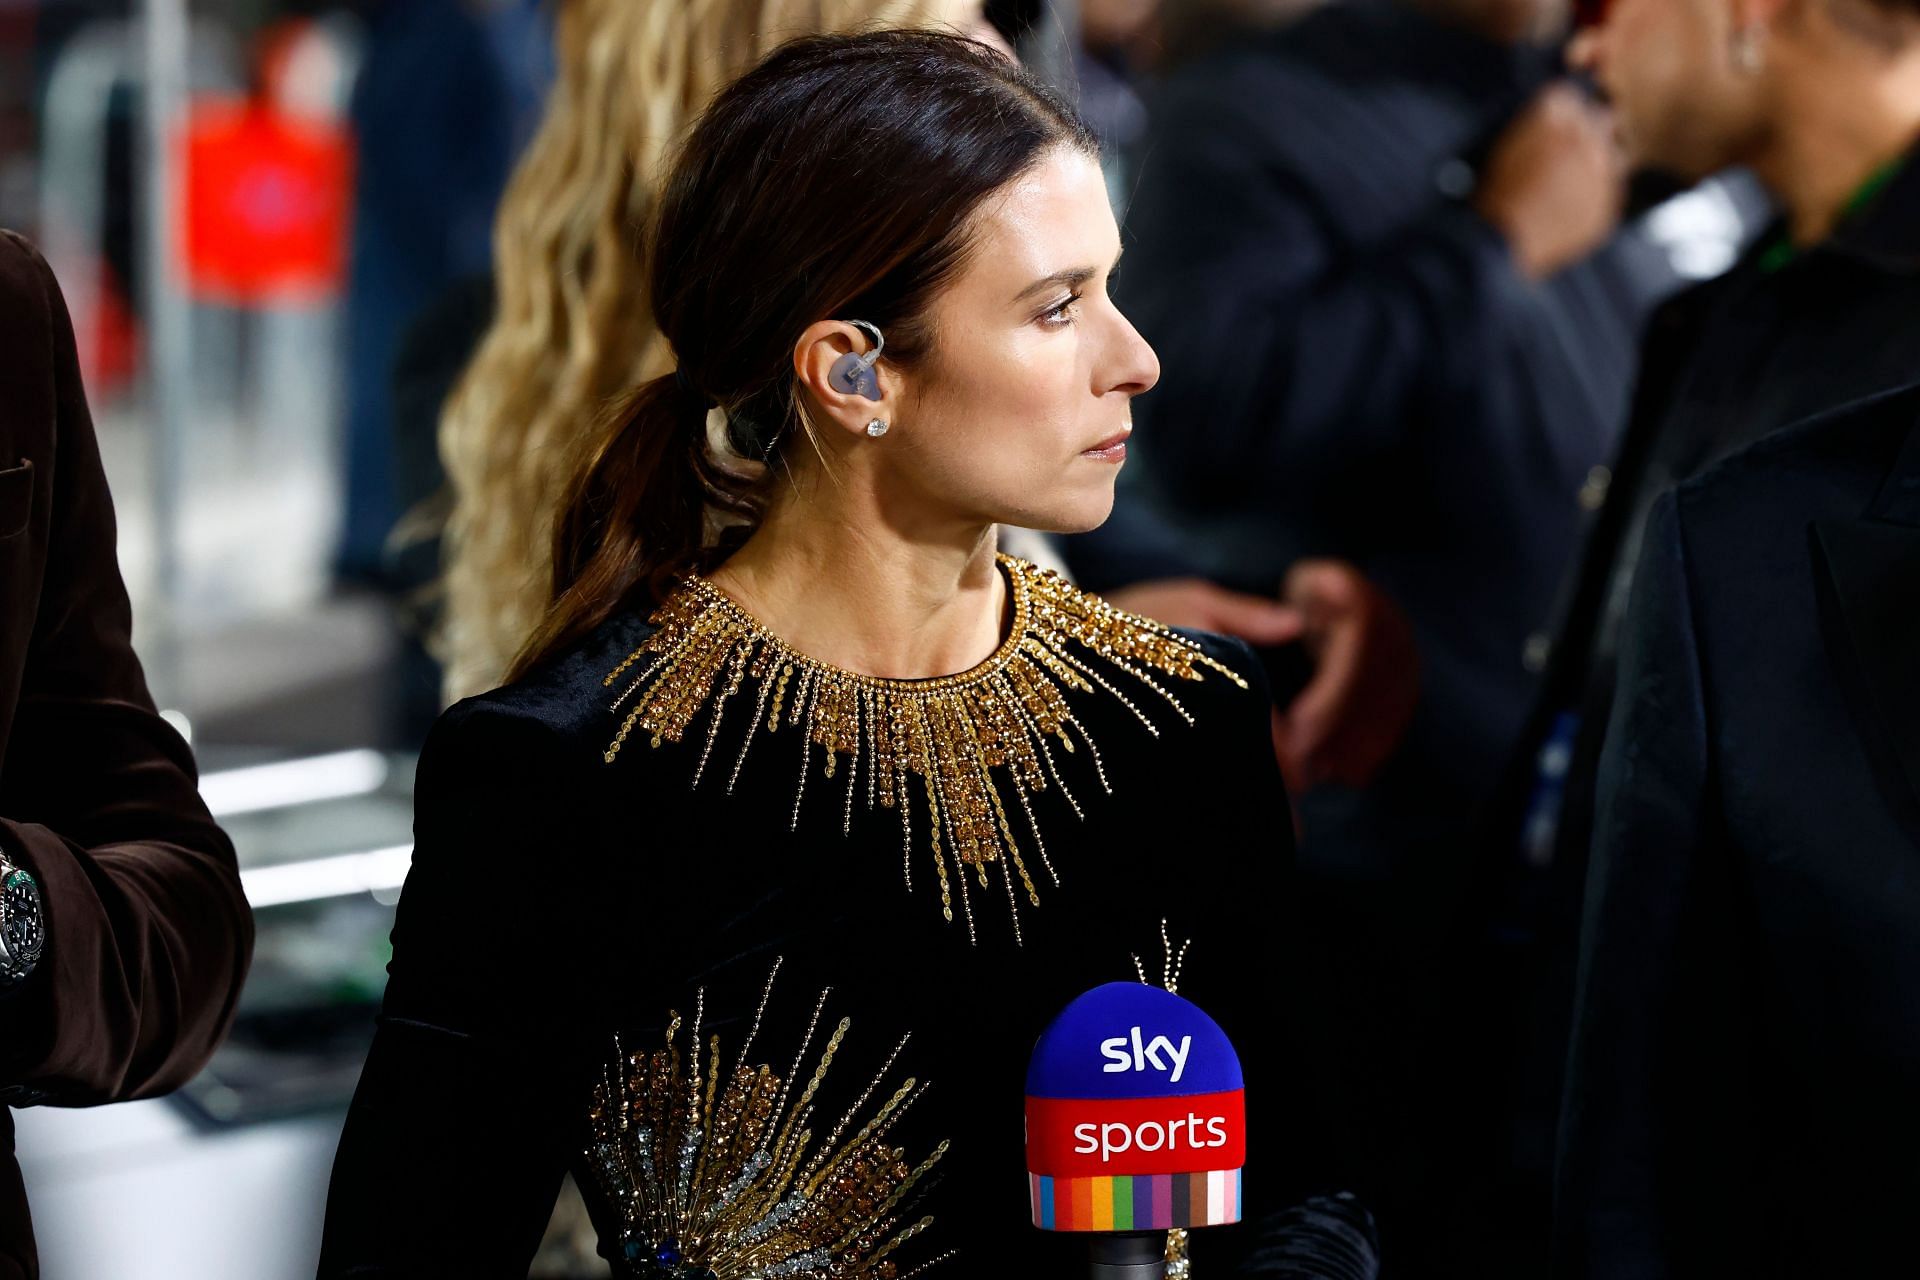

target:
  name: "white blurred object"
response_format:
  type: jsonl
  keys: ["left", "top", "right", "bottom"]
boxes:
{"left": 266, "top": 16, "right": 364, "bottom": 123}
{"left": 240, "top": 842, "right": 412, "bottom": 910}
{"left": 159, "top": 708, "right": 194, "bottom": 745}
{"left": 13, "top": 1102, "right": 342, "bottom": 1280}
{"left": 200, "top": 750, "right": 390, "bottom": 818}
{"left": 1641, "top": 172, "right": 1771, "bottom": 281}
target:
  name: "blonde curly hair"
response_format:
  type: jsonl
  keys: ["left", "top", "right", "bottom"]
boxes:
{"left": 433, "top": 0, "right": 998, "bottom": 702}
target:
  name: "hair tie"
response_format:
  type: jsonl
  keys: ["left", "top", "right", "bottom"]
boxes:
{"left": 673, "top": 367, "right": 711, "bottom": 408}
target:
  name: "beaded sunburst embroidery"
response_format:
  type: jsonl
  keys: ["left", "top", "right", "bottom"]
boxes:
{"left": 601, "top": 554, "right": 1249, "bottom": 943}
{"left": 586, "top": 961, "right": 951, "bottom": 1278}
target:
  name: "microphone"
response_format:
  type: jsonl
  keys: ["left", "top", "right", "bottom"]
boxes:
{"left": 1026, "top": 982, "right": 1246, "bottom": 1280}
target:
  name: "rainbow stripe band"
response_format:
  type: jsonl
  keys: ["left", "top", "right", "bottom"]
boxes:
{"left": 1028, "top": 1169, "right": 1242, "bottom": 1231}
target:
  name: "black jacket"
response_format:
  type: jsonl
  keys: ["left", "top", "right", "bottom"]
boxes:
{"left": 1556, "top": 383, "right": 1920, "bottom": 1277}
{"left": 318, "top": 574, "right": 1321, "bottom": 1275}
{"left": 1483, "top": 146, "right": 1920, "bottom": 1205}
{"left": 1506, "top": 146, "right": 1920, "bottom": 880}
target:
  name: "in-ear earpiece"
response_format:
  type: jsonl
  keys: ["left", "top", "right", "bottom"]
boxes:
{"left": 828, "top": 319, "right": 886, "bottom": 403}
{"left": 830, "top": 357, "right": 880, "bottom": 401}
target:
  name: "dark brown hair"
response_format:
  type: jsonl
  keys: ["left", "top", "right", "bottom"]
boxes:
{"left": 508, "top": 29, "right": 1097, "bottom": 682}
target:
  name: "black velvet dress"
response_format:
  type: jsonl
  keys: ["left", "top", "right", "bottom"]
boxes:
{"left": 317, "top": 556, "right": 1314, "bottom": 1276}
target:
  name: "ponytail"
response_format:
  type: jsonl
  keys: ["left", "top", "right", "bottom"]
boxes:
{"left": 506, "top": 373, "right": 754, "bottom": 684}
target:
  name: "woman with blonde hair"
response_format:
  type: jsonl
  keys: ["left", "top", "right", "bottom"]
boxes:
{"left": 432, "top": 0, "right": 1012, "bottom": 703}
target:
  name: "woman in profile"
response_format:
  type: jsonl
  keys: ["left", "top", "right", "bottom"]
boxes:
{"left": 321, "top": 30, "right": 1314, "bottom": 1276}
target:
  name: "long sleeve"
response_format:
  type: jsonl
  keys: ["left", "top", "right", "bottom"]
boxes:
{"left": 319, "top": 703, "right": 605, "bottom": 1277}
{"left": 0, "top": 232, "right": 251, "bottom": 1104}
{"left": 1553, "top": 492, "right": 1753, "bottom": 1278}
{"left": 1119, "top": 81, "right": 1522, "bottom": 507}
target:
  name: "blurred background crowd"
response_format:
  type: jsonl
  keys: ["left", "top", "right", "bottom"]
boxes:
{"left": 5, "top": 0, "right": 1915, "bottom": 1274}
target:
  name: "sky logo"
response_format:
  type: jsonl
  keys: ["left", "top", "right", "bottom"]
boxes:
{"left": 1100, "top": 1026, "right": 1193, "bottom": 1084}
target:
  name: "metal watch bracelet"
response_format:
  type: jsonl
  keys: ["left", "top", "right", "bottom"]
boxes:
{"left": 0, "top": 852, "right": 45, "bottom": 987}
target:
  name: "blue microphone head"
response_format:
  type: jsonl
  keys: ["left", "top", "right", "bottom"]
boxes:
{"left": 1026, "top": 983, "right": 1243, "bottom": 1098}
{"left": 1026, "top": 982, "right": 1246, "bottom": 1232}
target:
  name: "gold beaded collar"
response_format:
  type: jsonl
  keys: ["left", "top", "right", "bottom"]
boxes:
{"left": 602, "top": 554, "right": 1249, "bottom": 944}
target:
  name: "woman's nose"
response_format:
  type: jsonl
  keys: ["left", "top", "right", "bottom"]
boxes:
{"left": 1108, "top": 313, "right": 1160, "bottom": 397}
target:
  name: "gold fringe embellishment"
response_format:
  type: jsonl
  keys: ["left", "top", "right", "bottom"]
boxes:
{"left": 602, "top": 555, "right": 1250, "bottom": 943}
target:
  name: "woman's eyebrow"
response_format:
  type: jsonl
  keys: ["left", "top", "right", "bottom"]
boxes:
{"left": 1010, "top": 248, "right": 1126, "bottom": 304}
{"left": 1014, "top": 266, "right": 1096, "bottom": 303}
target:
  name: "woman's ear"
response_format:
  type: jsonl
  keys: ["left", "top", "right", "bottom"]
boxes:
{"left": 794, "top": 320, "right": 894, "bottom": 441}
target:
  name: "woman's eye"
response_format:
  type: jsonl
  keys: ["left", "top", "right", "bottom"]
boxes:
{"left": 1042, "top": 292, "right": 1084, "bottom": 326}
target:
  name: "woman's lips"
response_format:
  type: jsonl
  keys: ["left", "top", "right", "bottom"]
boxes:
{"left": 1081, "top": 428, "right": 1132, "bottom": 462}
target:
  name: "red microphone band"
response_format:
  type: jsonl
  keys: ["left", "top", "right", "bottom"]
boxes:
{"left": 1025, "top": 1089, "right": 1247, "bottom": 1178}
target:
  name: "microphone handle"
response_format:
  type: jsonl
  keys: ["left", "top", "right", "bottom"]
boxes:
{"left": 1087, "top": 1231, "right": 1169, "bottom": 1280}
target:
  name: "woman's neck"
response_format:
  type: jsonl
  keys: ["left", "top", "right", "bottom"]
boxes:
{"left": 705, "top": 501, "right": 1009, "bottom": 681}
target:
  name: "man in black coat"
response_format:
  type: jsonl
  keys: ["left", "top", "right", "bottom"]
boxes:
{"left": 1559, "top": 379, "right": 1920, "bottom": 1277}
{"left": 0, "top": 232, "right": 253, "bottom": 1276}
{"left": 1487, "top": 0, "right": 1920, "bottom": 1239}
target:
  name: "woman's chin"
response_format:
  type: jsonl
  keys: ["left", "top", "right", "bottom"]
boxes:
{"left": 1003, "top": 490, "right": 1117, "bottom": 538}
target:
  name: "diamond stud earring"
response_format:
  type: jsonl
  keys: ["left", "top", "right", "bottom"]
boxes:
{"left": 865, "top": 418, "right": 889, "bottom": 438}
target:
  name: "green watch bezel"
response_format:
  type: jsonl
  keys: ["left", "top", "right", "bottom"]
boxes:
{"left": 0, "top": 862, "right": 44, "bottom": 985}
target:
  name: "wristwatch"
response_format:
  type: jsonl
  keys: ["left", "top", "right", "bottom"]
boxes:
{"left": 0, "top": 853, "right": 44, "bottom": 988}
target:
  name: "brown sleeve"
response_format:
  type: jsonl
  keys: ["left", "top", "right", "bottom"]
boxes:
{"left": 0, "top": 232, "right": 252, "bottom": 1103}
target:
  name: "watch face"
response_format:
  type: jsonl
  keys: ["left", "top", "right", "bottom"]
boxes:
{"left": 2, "top": 870, "right": 43, "bottom": 973}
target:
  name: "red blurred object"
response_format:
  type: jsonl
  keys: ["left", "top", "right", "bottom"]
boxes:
{"left": 1572, "top": 0, "right": 1612, "bottom": 27}
{"left": 88, "top": 260, "right": 141, "bottom": 395}
{"left": 180, "top": 96, "right": 353, "bottom": 304}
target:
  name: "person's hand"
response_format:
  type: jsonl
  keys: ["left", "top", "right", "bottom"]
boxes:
{"left": 1102, "top": 577, "right": 1306, "bottom": 648}
{"left": 1475, "top": 82, "right": 1626, "bottom": 280}
{"left": 1269, "top": 560, "right": 1419, "bottom": 793}
{"left": 1101, "top": 571, "right": 1417, "bottom": 792}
